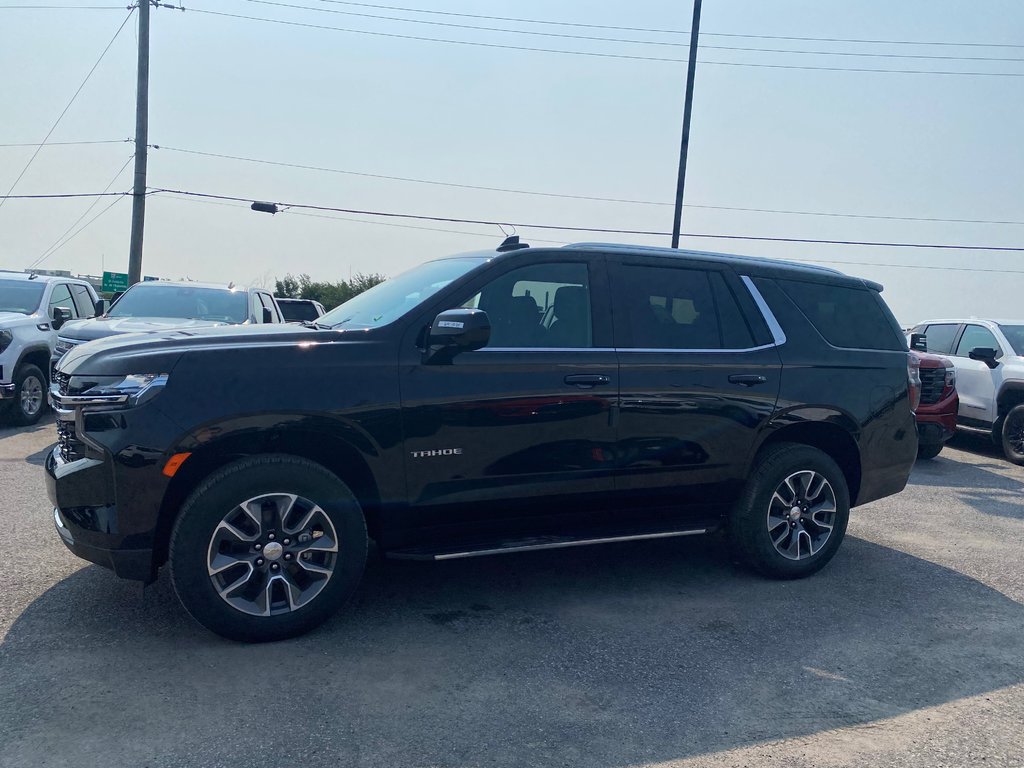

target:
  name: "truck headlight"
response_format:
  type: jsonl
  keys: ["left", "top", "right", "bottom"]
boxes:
{"left": 0, "top": 330, "right": 12, "bottom": 355}
{"left": 61, "top": 373, "right": 169, "bottom": 409}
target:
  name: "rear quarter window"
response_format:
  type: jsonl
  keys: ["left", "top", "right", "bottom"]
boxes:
{"left": 776, "top": 279, "right": 904, "bottom": 351}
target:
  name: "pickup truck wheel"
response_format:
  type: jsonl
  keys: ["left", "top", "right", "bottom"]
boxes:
{"left": 917, "top": 443, "right": 943, "bottom": 460}
{"left": 1000, "top": 405, "right": 1024, "bottom": 466}
{"left": 10, "top": 364, "right": 47, "bottom": 426}
{"left": 169, "top": 455, "right": 368, "bottom": 642}
{"left": 729, "top": 443, "right": 850, "bottom": 579}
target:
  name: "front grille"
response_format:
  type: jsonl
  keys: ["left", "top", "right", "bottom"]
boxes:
{"left": 919, "top": 366, "right": 946, "bottom": 406}
{"left": 53, "top": 372, "right": 85, "bottom": 462}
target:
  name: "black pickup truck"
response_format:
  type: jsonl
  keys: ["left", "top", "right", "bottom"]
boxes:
{"left": 47, "top": 239, "right": 918, "bottom": 641}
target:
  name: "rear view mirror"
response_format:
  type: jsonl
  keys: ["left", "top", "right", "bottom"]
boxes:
{"left": 969, "top": 346, "right": 1000, "bottom": 369}
{"left": 51, "top": 306, "right": 72, "bottom": 330}
{"left": 94, "top": 299, "right": 107, "bottom": 316}
{"left": 424, "top": 309, "right": 490, "bottom": 363}
{"left": 909, "top": 332, "right": 927, "bottom": 352}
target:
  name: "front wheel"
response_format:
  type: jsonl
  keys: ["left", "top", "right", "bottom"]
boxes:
{"left": 917, "top": 442, "right": 944, "bottom": 460}
{"left": 169, "top": 455, "right": 368, "bottom": 642}
{"left": 1000, "top": 405, "right": 1024, "bottom": 466}
{"left": 9, "top": 364, "right": 47, "bottom": 426}
{"left": 729, "top": 443, "right": 850, "bottom": 579}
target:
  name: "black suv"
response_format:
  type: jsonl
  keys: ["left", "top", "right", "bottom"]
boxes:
{"left": 46, "top": 241, "right": 917, "bottom": 641}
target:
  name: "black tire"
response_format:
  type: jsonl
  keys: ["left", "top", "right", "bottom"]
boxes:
{"left": 729, "top": 443, "right": 850, "bottom": 579}
{"left": 916, "top": 442, "right": 944, "bottom": 460}
{"left": 1000, "top": 404, "right": 1024, "bottom": 466}
{"left": 169, "top": 454, "right": 368, "bottom": 642}
{"left": 9, "top": 364, "right": 47, "bottom": 426}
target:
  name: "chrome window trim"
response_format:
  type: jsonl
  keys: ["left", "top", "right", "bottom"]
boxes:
{"left": 741, "top": 275, "right": 787, "bottom": 346}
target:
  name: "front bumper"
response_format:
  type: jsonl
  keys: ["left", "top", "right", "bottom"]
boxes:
{"left": 0, "top": 382, "right": 14, "bottom": 399}
{"left": 45, "top": 447, "right": 157, "bottom": 581}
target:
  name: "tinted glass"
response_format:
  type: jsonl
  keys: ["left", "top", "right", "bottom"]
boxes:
{"left": 923, "top": 323, "right": 959, "bottom": 354}
{"left": 777, "top": 279, "right": 903, "bottom": 351}
{"left": 71, "top": 285, "right": 95, "bottom": 318}
{"left": 0, "top": 280, "right": 45, "bottom": 314}
{"left": 620, "top": 265, "right": 752, "bottom": 350}
{"left": 108, "top": 285, "right": 249, "bottom": 323}
{"left": 48, "top": 283, "right": 78, "bottom": 318}
{"left": 278, "top": 301, "right": 321, "bottom": 322}
{"left": 460, "top": 262, "right": 591, "bottom": 348}
{"left": 998, "top": 325, "right": 1024, "bottom": 356}
{"left": 955, "top": 325, "right": 1000, "bottom": 357}
{"left": 321, "top": 257, "right": 487, "bottom": 329}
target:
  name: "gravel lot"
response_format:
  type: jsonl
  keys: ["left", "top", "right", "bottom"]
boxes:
{"left": 1, "top": 421, "right": 1022, "bottom": 768}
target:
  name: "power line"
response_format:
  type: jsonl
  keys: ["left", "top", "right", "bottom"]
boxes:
{"left": 0, "top": 4, "right": 124, "bottom": 8}
{"left": 185, "top": 9, "right": 1024, "bottom": 76}
{"left": 0, "top": 8, "right": 134, "bottom": 212}
{"left": 0, "top": 191, "right": 128, "bottom": 200}
{"left": 306, "top": 0, "right": 1024, "bottom": 48}
{"left": 30, "top": 155, "right": 134, "bottom": 268}
{"left": 145, "top": 187, "right": 1024, "bottom": 251}
{"left": 29, "top": 195, "right": 127, "bottom": 267}
{"left": 148, "top": 144, "right": 1024, "bottom": 226}
{"left": 0, "top": 138, "right": 132, "bottom": 148}
{"left": 243, "top": 0, "right": 1024, "bottom": 62}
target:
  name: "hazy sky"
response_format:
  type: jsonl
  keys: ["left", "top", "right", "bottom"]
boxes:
{"left": 1, "top": 0, "right": 1022, "bottom": 324}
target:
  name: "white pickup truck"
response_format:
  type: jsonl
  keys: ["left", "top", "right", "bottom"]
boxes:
{"left": 910, "top": 318, "right": 1024, "bottom": 464}
{"left": 0, "top": 272, "right": 99, "bottom": 425}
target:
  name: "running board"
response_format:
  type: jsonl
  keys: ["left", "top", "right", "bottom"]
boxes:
{"left": 386, "top": 527, "right": 709, "bottom": 561}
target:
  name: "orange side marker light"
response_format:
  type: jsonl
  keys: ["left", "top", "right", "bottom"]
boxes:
{"left": 162, "top": 452, "right": 192, "bottom": 477}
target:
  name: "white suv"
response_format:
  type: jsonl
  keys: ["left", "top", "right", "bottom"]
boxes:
{"left": 0, "top": 272, "right": 99, "bottom": 425}
{"left": 911, "top": 318, "right": 1024, "bottom": 464}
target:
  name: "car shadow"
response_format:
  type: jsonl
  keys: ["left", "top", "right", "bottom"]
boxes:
{"left": 909, "top": 441, "right": 1024, "bottom": 520}
{"left": 947, "top": 429, "right": 1009, "bottom": 462}
{"left": 1, "top": 535, "right": 1022, "bottom": 766}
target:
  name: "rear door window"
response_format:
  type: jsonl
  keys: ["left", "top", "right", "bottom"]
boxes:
{"left": 922, "top": 323, "right": 960, "bottom": 355}
{"left": 776, "top": 279, "right": 904, "bottom": 351}
{"left": 617, "top": 264, "right": 756, "bottom": 350}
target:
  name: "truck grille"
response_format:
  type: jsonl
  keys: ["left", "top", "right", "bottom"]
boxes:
{"left": 53, "top": 372, "right": 85, "bottom": 462}
{"left": 919, "top": 366, "right": 946, "bottom": 406}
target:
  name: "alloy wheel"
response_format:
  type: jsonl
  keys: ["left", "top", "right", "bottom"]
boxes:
{"left": 1007, "top": 412, "right": 1024, "bottom": 457}
{"left": 20, "top": 374, "right": 43, "bottom": 417}
{"left": 207, "top": 492, "right": 339, "bottom": 617}
{"left": 766, "top": 470, "right": 837, "bottom": 561}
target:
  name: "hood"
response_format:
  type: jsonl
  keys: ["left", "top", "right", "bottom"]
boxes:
{"left": 58, "top": 315, "right": 230, "bottom": 341}
{"left": 0, "top": 310, "right": 37, "bottom": 328}
{"left": 57, "top": 322, "right": 377, "bottom": 377}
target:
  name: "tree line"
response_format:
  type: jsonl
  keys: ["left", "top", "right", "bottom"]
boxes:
{"left": 274, "top": 272, "right": 385, "bottom": 311}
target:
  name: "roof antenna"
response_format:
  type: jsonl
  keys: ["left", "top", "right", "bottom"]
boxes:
{"left": 496, "top": 225, "right": 529, "bottom": 252}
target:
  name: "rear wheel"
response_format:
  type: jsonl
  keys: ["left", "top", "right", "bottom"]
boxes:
{"left": 917, "top": 442, "right": 943, "bottom": 460}
{"left": 10, "top": 364, "right": 46, "bottom": 426}
{"left": 1000, "top": 405, "right": 1024, "bottom": 466}
{"left": 169, "top": 455, "right": 368, "bottom": 642}
{"left": 729, "top": 443, "right": 850, "bottom": 579}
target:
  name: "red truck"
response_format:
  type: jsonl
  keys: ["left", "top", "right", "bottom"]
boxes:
{"left": 912, "top": 349, "right": 958, "bottom": 459}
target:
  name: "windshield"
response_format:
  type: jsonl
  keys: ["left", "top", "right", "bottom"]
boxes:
{"left": 319, "top": 257, "right": 488, "bottom": 329}
{"left": 998, "top": 324, "right": 1024, "bottom": 355}
{"left": 0, "top": 279, "right": 45, "bottom": 314}
{"left": 108, "top": 284, "right": 249, "bottom": 323}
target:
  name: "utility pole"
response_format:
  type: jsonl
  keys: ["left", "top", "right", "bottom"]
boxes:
{"left": 670, "top": 0, "right": 703, "bottom": 249}
{"left": 127, "top": 0, "right": 151, "bottom": 285}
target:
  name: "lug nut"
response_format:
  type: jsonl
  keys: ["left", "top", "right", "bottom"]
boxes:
{"left": 284, "top": 553, "right": 292, "bottom": 561}
{"left": 271, "top": 563, "right": 279, "bottom": 571}
{"left": 254, "top": 543, "right": 262, "bottom": 551}
{"left": 267, "top": 533, "right": 276, "bottom": 541}
{"left": 256, "top": 558, "right": 265, "bottom": 566}
{"left": 283, "top": 538, "right": 290, "bottom": 545}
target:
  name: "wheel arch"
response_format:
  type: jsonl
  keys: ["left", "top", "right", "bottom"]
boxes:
{"left": 16, "top": 345, "right": 52, "bottom": 383}
{"left": 752, "top": 419, "right": 862, "bottom": 506}
{"left": 996, "top": 382, "right": 1024, "bottom": 416}
{"left": 153, "top": 425, "right": 383, "bottom": 570}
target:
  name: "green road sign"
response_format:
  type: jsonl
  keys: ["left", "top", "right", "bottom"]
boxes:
{"left": 102, "top": 271, "right": 129, "bottom": 292}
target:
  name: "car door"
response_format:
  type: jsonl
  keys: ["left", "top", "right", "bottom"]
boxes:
{"left": 951, "top": 324, "right": 1003, "bottom": 424}
{"left": 609, "top": 256, "right": 782, "bottom": 511}
{"left": 397, "top": 254, "right": 618, "bottom": 530}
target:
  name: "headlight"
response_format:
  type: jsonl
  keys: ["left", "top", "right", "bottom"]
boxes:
{"left": 944, "top": 365, "right": 956, "bottom": 390}
{"left": 54, "top": 337, "right": 78, "bottom": 356}
{"left": 0, "top": 330, "right": 12, "bottom": 355}
{"left": 59, "top": 373, "right": 169, "bottom": 409}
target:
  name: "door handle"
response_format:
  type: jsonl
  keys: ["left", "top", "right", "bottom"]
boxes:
{"left": 564, "top": 374, "right": 611, "bottom": 388}
{"left": 728, "top": 374, "right": 768, "bottom": 387}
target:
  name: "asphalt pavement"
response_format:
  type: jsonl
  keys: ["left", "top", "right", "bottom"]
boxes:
{"left": 1, "top": 422, "right": 1022, "bottom": 768}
